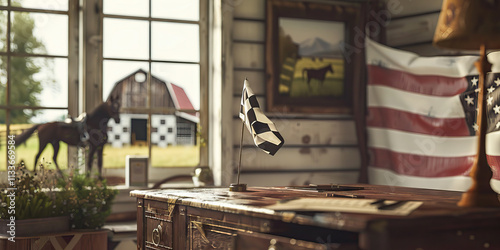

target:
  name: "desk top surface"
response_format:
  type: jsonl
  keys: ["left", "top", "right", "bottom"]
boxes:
{"left": 131, "top": 184, "right": 500, "bottom": 232}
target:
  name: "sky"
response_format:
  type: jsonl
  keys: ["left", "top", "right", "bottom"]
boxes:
{"left": 279, "top": 17, "right": 345, "bottom": 45}
{"left": 20, "top": 0, "right": 201, "bottom": 123}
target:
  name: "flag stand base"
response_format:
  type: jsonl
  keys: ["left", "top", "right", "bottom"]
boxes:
{"left": 229, "top": 183, "right": 247, "bottom": 192}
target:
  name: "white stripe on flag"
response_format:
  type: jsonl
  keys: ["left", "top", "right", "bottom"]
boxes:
{"left": 368, "top": 166, "right": 472, "bottom": 191}
{"left": 367, "top": 127, "right": 477, "bottom": 157}
{"left": 486, "top": 130, "right": 500, "bottom": 156}
{"left": 367, "top": 85, "right": 467, "bottom": 119}
{"left": 369, "top": 167, "right": 500, "bottom": 192}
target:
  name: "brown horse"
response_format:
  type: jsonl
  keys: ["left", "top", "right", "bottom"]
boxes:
{"left": 302, "top": 64, "right": 334, "bottom": 88}
{"left": 15, "top": 95, "right": 121, "bottom": 176}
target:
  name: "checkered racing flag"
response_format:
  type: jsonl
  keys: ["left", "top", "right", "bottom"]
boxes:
{"left": 239, "top": 79, "right": 284, "bottom": 155}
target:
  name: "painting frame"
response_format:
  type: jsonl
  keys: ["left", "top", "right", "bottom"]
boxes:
{"left": 266, "top": 0, "right": 364, "bottom": 114}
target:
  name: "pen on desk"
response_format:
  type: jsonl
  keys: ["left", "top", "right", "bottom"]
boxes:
{"left": 326, "top": 193, "right": 365, "bottom": 198}
{"left": 278, "top": 197, "right": 301, "bottom": 203}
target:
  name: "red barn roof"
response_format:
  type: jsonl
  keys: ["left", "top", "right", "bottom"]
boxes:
{"left": 168, "top": 82, "right": 195, "bottom": 111}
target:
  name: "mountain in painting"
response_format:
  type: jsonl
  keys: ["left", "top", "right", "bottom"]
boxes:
{"left": 298, "top": 37, "right": 342, "bottom": 58}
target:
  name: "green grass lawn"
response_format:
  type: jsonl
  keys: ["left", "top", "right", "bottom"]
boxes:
{"left": 3, "top": 135, "right": 69, "bottom": 170}
{"left": 0, "top": 132, "right": 200, "bottom": 171}
{"left": 102, "top": 144, "right": 199, "bottom": 168}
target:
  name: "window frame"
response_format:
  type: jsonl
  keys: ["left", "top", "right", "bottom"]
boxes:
{"left": 0, "top": 0, "right": 209, "bottom": 175}
{"left": 0, "top": 0, "right": 79, "bottom": 169}
{"left": 84, "top": 0, "right": 208, "bottom": 171}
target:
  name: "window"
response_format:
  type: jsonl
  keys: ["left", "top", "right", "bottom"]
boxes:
{"left": 0, "top": 0, "right": 209, "bottom": 176}
{"left": 99, "top": 0, "right": 207, "bottom": 169}
{"left": 176, "top": 122, "right": 194, "bottom": 145}
{"left": 0, "top": 0, "right": 78, "bottom": 170}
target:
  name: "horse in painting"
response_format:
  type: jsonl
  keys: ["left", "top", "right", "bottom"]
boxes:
{"left": 302, "top": 64, "right": 334, "bottom": 88}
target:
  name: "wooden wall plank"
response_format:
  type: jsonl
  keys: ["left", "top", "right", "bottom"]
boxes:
{"left": 233, "top": 43, "right": 265, "bottom": 69}
{"left": 233, "top": 20, "right": 265, "bottom": 42}
{"left": 398, "top": 43, "right": 461, "bottom": 56}
{"left": 386, "top": 13, "right": 439, "bottom": 47}
{"left": 383, "top": 0, "right": 442, "bottom": 18}
{"left": 239, "top": 171, "right": 360, "bottom": 187}
{"left": 234, "top": 147, "right": 361, "bottom": 170}
{"left": 232, "top": 0, "right": 265, "bottom": 20}
{"left": 233, "top": 118, "right": 358, "bottom": 146}
{"left": 233, "top": 70, "right": 266, "bottom": 94}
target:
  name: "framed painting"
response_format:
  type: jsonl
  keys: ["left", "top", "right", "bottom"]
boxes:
{"left": 266, "top": 0, "right": 365, "bottom": 114}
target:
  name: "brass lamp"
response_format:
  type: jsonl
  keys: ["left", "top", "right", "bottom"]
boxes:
{"left": 433, "top": 0, "right": 500, "bottom": 207}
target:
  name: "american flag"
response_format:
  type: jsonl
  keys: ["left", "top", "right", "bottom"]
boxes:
{"left": 364, "top": 38, "right": 500, "bottom": 191}
{"left": 485, "top": 72, "right": 500, "bottom": 177}
{"left": 240, "top": 79, "right": 284, "bottom": 155}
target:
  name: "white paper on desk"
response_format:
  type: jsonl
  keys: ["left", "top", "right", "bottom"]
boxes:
{"left": 266, "top": 198, "right": 423, "bottom": 216}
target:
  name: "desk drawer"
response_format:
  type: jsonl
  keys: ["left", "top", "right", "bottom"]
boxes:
{"left": 235, "top": 231, "right": 358, "bottom": 250}
{"left": 144, "top": 200, "right": 175, "bottom": 249}
{"left": 188, "top": 218, "right": 236, "bottom": 249}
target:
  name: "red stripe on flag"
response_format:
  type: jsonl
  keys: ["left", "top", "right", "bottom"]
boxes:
{"left": 369, "top": 148, "right": 474, "bottom": 178}
{"left": 367, "top": 65, "right": 470, "bottom": 96}
{"left": 367, "top": 107, "right": 471, "bottom": 137}
{"left": 487, "top": 155, "right": 500, "bottom": 180}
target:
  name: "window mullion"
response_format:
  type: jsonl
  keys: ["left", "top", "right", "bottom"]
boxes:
{"left": 67, "top": 0, "right": 80, "bottom": 168}
{"left": 147, "top": 0, "right": 153, "bottom": 169}
{"left": 5, "top": 6, "right": 12, "bottom": 166}
{"left": 199, "top": 0, "right": 209, "bottom": 166}
{"left": 84, "top": 0, "right": 102, "bottom": 112}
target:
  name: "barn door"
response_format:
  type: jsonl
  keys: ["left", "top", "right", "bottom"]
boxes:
{"left": 131, "top": 119, "right": 148, "bottom": 146}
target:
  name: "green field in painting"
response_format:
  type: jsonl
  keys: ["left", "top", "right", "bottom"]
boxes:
{"left": 288, "top": 57, "right": 344, "bottom": 97}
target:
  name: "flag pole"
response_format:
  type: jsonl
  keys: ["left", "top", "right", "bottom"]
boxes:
{"left": 229, "top": 78, "right": 248, "bottom": 192}
{"left": 237, "top": 118, "right": 245, "bottom": 185}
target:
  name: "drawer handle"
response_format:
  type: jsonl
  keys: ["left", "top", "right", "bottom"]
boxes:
{"left": 268, "top": 238, "right": 278, "bottom": 250}
{"left": 152, "top": 224, "right": 162, "bottom": 246}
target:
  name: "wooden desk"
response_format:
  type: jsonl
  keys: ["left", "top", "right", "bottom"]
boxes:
{"left": 131, "top": 185, "right": 500, "bottom": 250}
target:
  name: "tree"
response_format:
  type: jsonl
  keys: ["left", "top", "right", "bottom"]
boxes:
{"left": 0, "top": 6, "right": 51, "bottom": 124}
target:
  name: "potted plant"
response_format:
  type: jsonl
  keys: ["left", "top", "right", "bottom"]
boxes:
{"left": 0, "top": 163, "right": 118, "bottom": 238}
{"left": 56, "top": 167, "right": 118, "bottom": 229}
{"left": 0, "top": 164, "right": 70, "bottom": 237}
